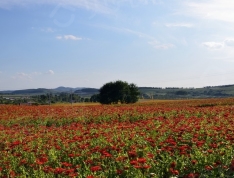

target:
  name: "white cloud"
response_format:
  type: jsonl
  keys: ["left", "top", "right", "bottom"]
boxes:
{"left": 117, "top": 27, "right": 154, "bottom": 39}
{"left": 183, "top": 0, "right": 234, "bottom": 22}
{"left": 202, "top": 39, "right": 234, "bottom": 50}
{"left": 225, "top": 39, "right": 234, "bottom": 46}
{"left": 56, "top": 35, "right": 82, "bottom": 41}
{"left": 32, "top": 71, "right": 42, "bottom": 75}
{"left": 11, "top": 71, "right": 53, "bottom": 81}
{"left": 41, "top": 28, "right": 54, "bottom": 33}
{"left": 47, "top": 70, "right": 55, "bottom": 75}
{"left": 56, "top": 36, "right": 63, "bottom": 40}
{"left": 202, "top": 42, "right": 224, "bottom": 49}
{"left": 96, "top": 25, "right": 175, "bottom": 49}
{"left": 165, "top": 23, "right": 194, "bottom": 28}
{"left": 64, "top": 35, "right": 82, "bottom": 40}
{"left": 12, "top": 72, "right": 32, "bottom": 80}
{"left": 100, "top": 25, "right": 175, "bottom": 50}
{"left": 18, "top": 72, "right": 32, "bottom": 79}
{"left": 148, "top": 40, "right": 174, "bottom": 50}
{"left": 94, "top": 24, "right": 155, "bottom": 40}
{"left": 32, "top": 27, "right": 55, "bottom": 33}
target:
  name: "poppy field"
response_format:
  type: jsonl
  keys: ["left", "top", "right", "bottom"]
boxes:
{"left": 1, "top": 98, "right": 234, "bottom": 177}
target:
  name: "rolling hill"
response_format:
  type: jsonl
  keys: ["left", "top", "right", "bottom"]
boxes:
{"left": 1, "top": 84, "right": 234, "bottom": 99}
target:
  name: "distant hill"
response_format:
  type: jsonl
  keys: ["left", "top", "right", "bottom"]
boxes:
{"left": 0, "top": 87, "right": 84, "bottom": 95}
{"left": 74, "top": 88, "right": 99, "bottom": 97}
{"left": 138, "top": 84, "right": 234, "bottom": 99}
{"left": 11, "top": 88, "right": 50, "bottom": 95}
{"left": 54, "top": 87, "right": 83, "bottom": 93}
{"left": 0, "top": 90, "right": 14, "bottom": 94}
{"left": 1, "top": 84, "right": 234, "bottom": 99}
{"left": 74, "top": 88, "right": 99, "bottom": 93}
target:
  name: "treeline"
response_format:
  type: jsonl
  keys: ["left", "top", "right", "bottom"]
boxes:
{"left": 0, "top": 93, "right": 91, "bottom": 105}
{"left": 204, "top": 84, "right": 234, "bottom": 88}
{"left": 139, "top": 87, "right": 195, "bottom": 90}
{"left": 75, "top": 88, "right": 99, "bottom": 93}
{"left": 31, "top": 93, "right": 91, "bottom": 104}
{"left": 139, "top": 87, "right": 163, "bottom": 89}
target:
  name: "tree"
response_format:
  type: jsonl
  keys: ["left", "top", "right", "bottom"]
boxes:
{"left": 99, "top": 80, "right": 140, "bottom": 104}
{"left": 84, "top": 98, "right": 90, "bottom": 102}
{"left": 90, "top": 94, "right": 100, "bottom": 102}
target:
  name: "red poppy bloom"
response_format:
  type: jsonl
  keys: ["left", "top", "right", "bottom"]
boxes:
{"left": 86, "top": 176, "right": 95, "bottom": 178}
{"left": 62, "top": 162, "right": 72, "bottom": 167}
{"left": 185, "top": 173, "right": 200, "bottom": 178}
{"left": 35, "top": 156, "right": 48, "bottom": 165}
{"left": 138, "top": 158, "right": 147, "bottom": 164}
{"left": 170, "top": 161, "right": 176, "bottom": 168}
{"left": 54, "top": 167, "right": 65, "bottom": 174}
{"left": 90, "top": 166, "right": 102, "bottom": 172}
{"left": 128, "top": 150, "right": 137, "bottom": 158}
{"left": 134, "top": 165, "right": 142, "bottom": 169}
{"left": 173, "top": 170, "right": 179, "bottom": 175}
{"left": 142, "top": 165, "right": 151, "bottom": 169}
{"left": 205, "top": 165, "right": 212, "bottom": 171}
{"left": 116, "top": 169, "right": 123, "bottom": 175}
{"left": 130, "top": 160, "right": 138, "bottom": 165}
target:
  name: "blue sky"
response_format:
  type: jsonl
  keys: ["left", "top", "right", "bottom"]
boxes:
{"left": 1, "top": 0, "right": 234, "bottom": 90}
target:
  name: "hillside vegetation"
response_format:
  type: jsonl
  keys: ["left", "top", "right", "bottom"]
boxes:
{"left": 1, "top": 85, "right": 234, "bottom": 104}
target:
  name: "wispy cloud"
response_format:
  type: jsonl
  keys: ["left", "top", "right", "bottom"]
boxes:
{"left": 97, "top": 25, "right": 155, "bottom": 40}
{"left": 11, "top": 70, "right": 54, "bottom": 80}
{"left": 56, "top": 36, "right": 63, "bottom": 40}
{"left": 225, "top": 39, "right": 234, "bottom": 47}
{"left": 202, "top": 42, "right": 224, "bottom": 50}
{"left": 165, "top": 23, "right": 194, "bottom": 28}
{"left": 95, "top": 24, "right": 174, "bottom": 50}
{"left": 64, "top": 35, "right": 82, "bottom": 40}
{"left": 202, "top": 38, "right": 234, "bottom": 50}
{"left": 97, "top": 25, "right": 175, "bottom": 50}
{"left": 31, "top": 27, "right": 55, "bottom": 33}
{"left": 183, "top": 0, "right": 234, "bottom": 22}
{"left": 18, "top": 72, "right": 32, "bottom": 79}
{"left": 32, "top": 72, "right": 42, "bottom": 75}
{"left": 56, "top": 35, "right": 82, "bottom": 41}
{"left": 0, "top": 0, "right": 161, "bottom": 14}
{"left": 41, "top": 27, "right": 55, "bottom": 33}
{"left": 12, "top": 72, "right": 33, "bottom": 80}
{"left": 47, "top": 70, "right": 55, "bottom": 75}
{"left": 0, "top": 0, "right": 109, "bottom": 13}
{"left": 148, "top": 40, "right": 174, "bottom": 50}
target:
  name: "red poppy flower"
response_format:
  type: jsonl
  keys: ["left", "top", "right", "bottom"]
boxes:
{"left": 138, "top": 158, "right": 147, "bottom": 164}
{"left": 90, "top": 166, "right": 102, "bottom": 172}
{"left": 170, "top": 161, "right": 176, "bottom": 168}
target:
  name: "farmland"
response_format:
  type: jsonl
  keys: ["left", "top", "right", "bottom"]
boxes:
{"left": 1, "top": 98, "right": 234, "bottom": 177}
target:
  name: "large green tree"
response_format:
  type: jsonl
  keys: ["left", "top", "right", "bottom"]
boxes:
{"left": 98, "top": 80, "right": 140, "bottom": 104}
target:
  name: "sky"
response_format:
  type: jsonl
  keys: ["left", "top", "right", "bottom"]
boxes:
{"left": 1, "top": 0, "right": 234, "bottom": 90}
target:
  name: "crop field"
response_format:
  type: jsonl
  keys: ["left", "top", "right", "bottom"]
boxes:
{"left": 1, "top": 98, "right": 234, "bottom": 177}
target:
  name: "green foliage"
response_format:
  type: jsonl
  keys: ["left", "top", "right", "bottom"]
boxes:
{"left": 99, "top": 80, "right": 140, "bottom": 104}
{"left": 175, "top": 90, "right": 188, "bottom": 95}
{"left": 90, "top": 94, "right": 100, "bottom": 102}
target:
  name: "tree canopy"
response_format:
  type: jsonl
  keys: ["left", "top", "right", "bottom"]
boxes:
{"left": 98, "top": 80, "right": 140, "bottom": 104}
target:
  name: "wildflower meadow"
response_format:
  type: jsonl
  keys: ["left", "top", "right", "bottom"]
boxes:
{"left": 1, "top": 98, "right": 234, "bottom": 177}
